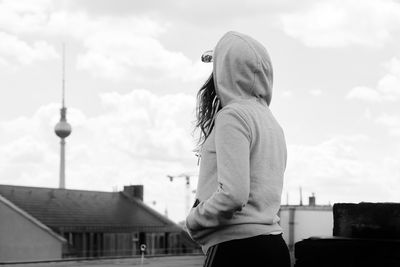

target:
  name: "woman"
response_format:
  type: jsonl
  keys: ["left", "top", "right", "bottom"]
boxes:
{"left": 186, "top": 31, "right": 291, "bottom": 267}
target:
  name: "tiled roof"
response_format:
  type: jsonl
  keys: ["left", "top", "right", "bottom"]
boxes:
{"left": 0, "top": 184, "right": 182, "bottom": 233}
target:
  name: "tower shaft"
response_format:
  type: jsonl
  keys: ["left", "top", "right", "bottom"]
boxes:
{"left": 59, "top": 138, "right": 66, "bottom": 189}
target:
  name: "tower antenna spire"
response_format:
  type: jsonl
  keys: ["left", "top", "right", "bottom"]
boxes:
{"left": 62, "top": 43, "right": 65, "bottom": 108}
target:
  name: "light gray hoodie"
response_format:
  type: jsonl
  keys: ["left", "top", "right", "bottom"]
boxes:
{"left": 186, "top": 31, "right": 287, "bottom": 253}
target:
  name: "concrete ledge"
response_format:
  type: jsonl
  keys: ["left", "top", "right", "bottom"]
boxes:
{"left": 333, "top": 202, "right": 400, "bottom": 239}
{"left": 294, "top": 236, "right": 400, "bottom": 267}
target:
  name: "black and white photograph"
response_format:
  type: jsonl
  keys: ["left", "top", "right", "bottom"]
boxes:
{"left": 0, "top": 0, "right": 399, "bottom": 266}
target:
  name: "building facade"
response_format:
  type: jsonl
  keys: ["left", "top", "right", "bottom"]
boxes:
{"left": 0, "top": 195, "right": 65, "bottom": 262}
{"left": 279, "top": 197, "right": 333, "bottom": 250}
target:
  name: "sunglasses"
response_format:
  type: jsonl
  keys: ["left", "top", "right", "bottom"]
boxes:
{"left": 201, "top": 50, "right": 213, "bottom": 63}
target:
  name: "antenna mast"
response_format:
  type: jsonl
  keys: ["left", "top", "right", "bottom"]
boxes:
{"left": 62, "top": 43, "right": 66, "bottom": 108}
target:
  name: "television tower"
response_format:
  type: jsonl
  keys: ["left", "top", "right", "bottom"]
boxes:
{"left": 54, "top": 44, "right": 72, "bottom": 189}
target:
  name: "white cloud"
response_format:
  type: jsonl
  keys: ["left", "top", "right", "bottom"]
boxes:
{"left": 363, "top": 108, "right": 372, "bottom": 120}
{"left": 346, "top": 86, "right": 382, "bottom": 102}
{"left": 0, "top": 0, "right": 210, "bottom": 83}
{"left": 76, "top": 28, "right": 210, "bottom": 82}
{"left": 0, "top": 0, "right": 59, "bottom": 68}
{"left": 67, "top": 14, "right": 210, "bottom": 82}
{"left": 281, "top": 90, "right": 293, "bottom": 98}
{"left": 0, "top": 89, "right": 198, "bottom": 221}
{"left": 0, "top": 0, "right": 55, "bottom": 34}
{"left": 284, "top": 134, "right": 400, "bottom": 204}
{"left": 375, "top": 113, "right": 400, "bottom": 136}
{"left": 378, "top": 57, "right": 400, "bottom": 96}
{"left": 346, "top": 57, "right": 400, "bottom": 102}
{"left": 375, "top": 113, "right": 399, "bottom": 127}
{"left": 280, "top": 0, "right": 400, "bottom": 47}
{"left": 0, "top": 31, "right": 58, "bottom": 67}
{"left": 96, "top": 89, "right": 196, "bottom": 161}
{"left": 309, "top": 89, "right": 322, "bottom": 96}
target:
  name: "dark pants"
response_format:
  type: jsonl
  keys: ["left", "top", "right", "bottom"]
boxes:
{"left": 204, "top": 234, "right": 291, "bottom": 267}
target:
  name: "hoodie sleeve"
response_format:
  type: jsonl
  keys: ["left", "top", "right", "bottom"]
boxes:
{"left": 186, "top": 107, "right": 251, "bottom": 232}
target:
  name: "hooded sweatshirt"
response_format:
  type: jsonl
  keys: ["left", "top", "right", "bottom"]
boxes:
{"left": 186, "top": 31, "right": 287, "bottom": 254}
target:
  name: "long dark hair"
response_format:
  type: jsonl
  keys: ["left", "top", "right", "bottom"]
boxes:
{"left": 194, "top": 73, "right": 221, "bottom": 147}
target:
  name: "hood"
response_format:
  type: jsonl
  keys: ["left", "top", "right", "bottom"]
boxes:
{"left": 212, "top": 31, "right": 273, "bottom": 107}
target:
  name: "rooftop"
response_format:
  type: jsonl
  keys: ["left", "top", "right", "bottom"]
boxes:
{"left": 0, "top": 184, "right": 182, "bottom": 232}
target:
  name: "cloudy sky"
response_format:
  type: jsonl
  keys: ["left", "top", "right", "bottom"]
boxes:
{"left": 0, "top": 0, "right": 400, "bottom": 222}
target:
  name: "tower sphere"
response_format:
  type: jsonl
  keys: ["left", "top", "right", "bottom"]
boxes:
{"left": 55, "top": 120, "right": 72, "bottom": 138}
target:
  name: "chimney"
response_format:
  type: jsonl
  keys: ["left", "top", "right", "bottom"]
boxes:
{"left": 123, "top": 185, "right": 144, "bottom": 201}
{"left": 309, "top": 193, "right": 316, "bottom": 206}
